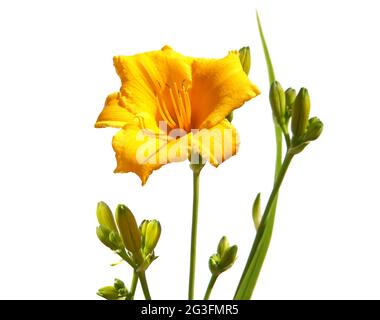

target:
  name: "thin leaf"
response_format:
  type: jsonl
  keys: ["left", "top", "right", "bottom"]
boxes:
{"left": 234, "top": 11, "right": 282, "bottom": 300}
{"left": 256, "top": 10, "right": 275, "bottom": 84}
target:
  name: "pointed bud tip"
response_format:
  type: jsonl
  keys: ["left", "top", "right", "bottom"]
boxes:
{"left": 217, "top": 236, "right": 230, "bottom": 256}
{"left": 269, "top": 81, "right": 286, "bottom": 126}
{"left": 284, "top": 88, "right": 297, "bottom": 121}
{"left": 252, "top": 193, "right": 262, "bottom": 231}
{"left": 238, "top": 46, "right": 251, "bottom": 75}
{"left": 115, "top": 204, "right": 141, "bottom": 255}
{"left": 96, "top": 201, "right": 118, "bottom": 233}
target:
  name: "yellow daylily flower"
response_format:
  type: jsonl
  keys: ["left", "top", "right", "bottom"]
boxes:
{"left": 95, "top": 46, "right": 260, "bottom": 185}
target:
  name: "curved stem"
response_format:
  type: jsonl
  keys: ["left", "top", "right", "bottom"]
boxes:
{"left": 129, "top": 271, "right": 138, "bottom": 300}
{"left": 263, "top": 152, "right": 293, "bottom": 220}
{"left": 204, "top": 274, "right": 218, "bottom": 300}
{"left": 234, "top": 152, "right": 293, "bottom": 299}
{"left": 274, "top": 125, "right": 283, "bottom": 179}
{"left": 138, "top": 271, "right": 151, "bottom": 300}
{"left": 188, "top": 170, "right": 200, "bottom": 300}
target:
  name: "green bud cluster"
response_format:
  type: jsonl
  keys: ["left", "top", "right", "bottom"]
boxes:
{"left": 209, "top": 236, "right": 238, "bottom": 276}
{"left": 97, "top": 278, "right": 129, "bottom": 300}
{"left": 95, "top": 201, "right": 161, "bottom": 272}
{"left": 269, "top": 81, "right": 323, "bottom": 153}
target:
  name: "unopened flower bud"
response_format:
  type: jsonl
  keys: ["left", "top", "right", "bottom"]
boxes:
{"left": 108, "top": 231, "right": 124, "bottom": 250}
{"left": 96, "top": 225, "right": 124, "bottom": 251}
{"left": 140, "top": 220, "right": 148, "bottom": 238}
{"left": 209, "top": 237, "right": 238, "bottom": 275}
{"left": 285, "top": 88, "right": 296, "bottom": 108}
{"left": 285, "top": 88, "right": 296, "bottom": 119}
{"left": 114, "top": 278, "right": 125, "bottom": 291}
{"left": 96, "top": 201, "right": 118, "bottom": 233}
{"left": 115, "top": 205, "right": 141, "bottom": 256}
{"left": 142, "top": 220, "right": 161, "bottom": 254}
{"left": 96, "top": 225, "right": 116, "bottom": 250}
{"left": 291, "top": 88, "right": 310, "bottom": 138}
{"left": 239, "top": 47, "right": 251, "bottom": 75}
{"left": 303, "top": 117, "right": 323, "bottom": 142}
{"left": 252, "top": 193, "right": 261, "bottom": 231}
{"left": 269, "top": 81, "right": 286, "bottom": 126}
{"left": 97, "top": 286, "right": 120, "bottom": 300}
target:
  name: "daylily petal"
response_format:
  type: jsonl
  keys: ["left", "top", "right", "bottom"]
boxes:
{"left": 113, "top": 46, "right": 193, "bottom": 122}
{"left": 112, "top": 113, "right": 191, "bottom": 185}
{"left": 190, "top": 51, "right": 260, "bottom": 129}
{"left": 191, "top": 119, "right": 239, "bottom": 167}
{"left": 95, "top": 92, "right": 135, "bottom": 128}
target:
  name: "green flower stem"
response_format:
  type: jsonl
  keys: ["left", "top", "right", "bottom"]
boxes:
{"left": 274, "top": 125, "right": 283, "bottom": 179}
{"left": 284, "top": 132, "right": 291, "bottom": 150}
{"left": 138, "top": 271, "right": 151, "bottom": 300}
{"left": 204, "top": 274, "right": 218, "bottom": 300}
{"left": 188, "top": 169, "right": 201, "bottom": 300}
{"left": 129, "top": 271, "right": 138, "bottom": 299}
{"left": 264, "top": 152, "right": 293, "bottom": 223}
{"left": 234, "top": 152, "right": 293, "bottom": 299}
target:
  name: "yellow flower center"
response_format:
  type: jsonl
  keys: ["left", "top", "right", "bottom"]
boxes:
{"left": 155, "top": 81, "right": 192, "bottom": 132}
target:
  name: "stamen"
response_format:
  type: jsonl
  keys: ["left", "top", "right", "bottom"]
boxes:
{"left": 155, "top": 80, "right": 192, "bottom": 131}
{"left": 173, "top": 82, "right": 189, "bottom": 131}
{"left": 181, "top": 85, "right": 192, "bottom": 130}
{"left": 156, "top": 95, "right": 177, "bottom": 128}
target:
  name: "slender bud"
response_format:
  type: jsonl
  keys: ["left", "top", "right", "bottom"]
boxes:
{"left": 269, "top": 81, "right": 286, "bottom": 126}
{"left": 115, "top": 205, "right": 141, "bottom": 255}
{"left": 226, "top": 112, "right": 233, "bottom": 122}
{"left": 303, "top": 117, "right": 323, "bottom": 142}
{"left": 285, "top": 88, "right": 296, "bottom": 108}
{"left": 285, "top": 88, "right": 296, "bottom": 118}
{"left": 291, "top": 88, "right": 310, "bottom": 138}
{"left": 252, "top": 193, "right": 261, "bottom": 231}
{"left": 143, "top": 220, "right": 161, "bottom": 254}
{"left": 96, "top": 201, "right": 118, "bottom": 233}
{"left": 140, "top": 220, "right": 148, "bottom": 243}
{"left": 239, "top": 47, "right": 251, "bottom": 75}
{"left": 97, "top": 286, "right": 120, "bottom": 300}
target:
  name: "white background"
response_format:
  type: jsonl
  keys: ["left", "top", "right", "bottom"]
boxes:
{"left": 0, "top": 0, "right": 379, "bottom": 300}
